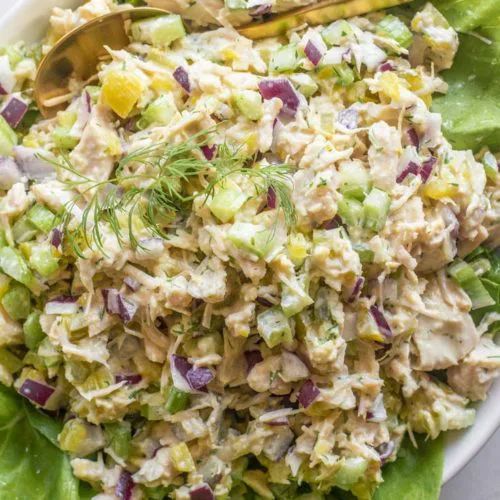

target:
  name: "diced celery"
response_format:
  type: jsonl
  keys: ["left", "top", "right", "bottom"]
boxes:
{"left": 165, "top": 386, "right": 189, "bottom": 414}
{"left": 131, "top": 15, "right": 186, "bottom": 47}
{"left": 56, "top": 110, "right": 77, "bottom": 128}
{"left": 0, "top": 115, "right": 17, "bottom": 156}
{"left": 207, "top": 180, "right": 248, "bottom": 223}
{"left": 1, "top": 46, "right": 23, "bottom": 68}
{"left": 483, "top": 152, "right": 498, "bottom": 181}
{"left": 38, "top": 337, "right": 62, "bottom": 368}
{"left": 362, "top": 188, "right": 390, "bottom": 231}
{"left": 448, "top": 260, "right": 495, "bottom": 310}
{"left": 257, "top": 307, "right": 293, "bottom": 348}
{"left": 81, "top": 366, "right": 113, "bottom": 392}
{"left": 233, "top": 90, "right": 263, "bottom": 121}
{"left": 23, "top": 311, "right": 45, "bottom": 350}
{"left": 289, "top": 73, "right": 318, "bottom": 98}
{"left": 140, "top": 404, "right": 165, "bottom": 421}
{"left": 12, "top": 216, "right": 38, "bottom": 243}
{"left": 281, "top": 283, "right": 313, "bottom": 317}
{"left": 228, "top": 222, "right": 274, "bottom": 259}
{"left": 104, "top": 421, "right": 131, "bottom": 459}
{"left": 225, "top": 0, "right": 247, "bottom": 10}
{"left": 469, "top": 258, "right": 491, "bottom": 277}
{"left": 0, "top": 348, "right": 22, "bottom": 373}
{"left": 376, "top": 15, "right": 413, "bottom": 49}
{"left": 269, "top": 44, "right": 298, "bottom": 73}
{"left": 59, "top": 418, "right": 105, "bottom": 456}
{"left": 27, "top": 204, "right": 55, "bottom": 233}
{"left": 338, "top": 197, "right": 363, "bottom": 227}
{"left": 287, "top": 232, "right": 310, "bottom": 266}
{"left": 352, "top": 242, "right": 374, "bottom": 264}
{"left": 52, "top": 127, "right": 80, "bottom": 150}
{"left": 1, "top": 282, "right": 31, "bottom": 320}
{"left": 339, "top": 163, "right": 371, "bottom": 201}
{"left": 170, "top": 442, "right": 195, "bottom": 472}
{"left": 6, "top": 246, "right": 28, "bottom": 281}
{"left": 243, "top": 470, "right": 274, "bottom": 499}
{"left": 139, "top": 95, "right": 176, "bottom": 128}
{"left": 322, "top": 20, "right": 353, "bottom": 46}
{"left": 0, "top": 230, "right": 7, "bottom": 247}
{"left": 333, "top": 63, "right": 355, "bottom": 87}
{"left": 335, "top": 457, "right": 368, "bottom": 490}
{"left": 29, "top": 244, "right": 59, "bottom": 277}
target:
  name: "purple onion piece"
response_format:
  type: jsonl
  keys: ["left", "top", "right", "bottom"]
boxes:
{"left": 396, "top": 161, "right": 420, "bottom": 183}
{"left": 266, "top": 186, "right": 277, "bottom": 209}
{"left": 245, "top": 350, "right": 263, "bottom": 372}
{"left": 1, "top": 97, "right": 28, "bottom": 128}
{"left": 321, "top": 215, "right": 343, "bottom": 230}
{"left": 258, "top": 79, "right": 300, "bottom": 118}
{"left": 297, "top": 379, "right": 320, "bottom": 408}
{"left": 84, "top": 90, "right": 92, "bottom": 113}
{"left": 118, "top": 297, "right": 138, "bottom": 323}
{"left": 420, "top": 157, "right": 436, "bottom": 183}
{"left": 377, "top": 440, "right": 395, "bottom": 464}
{"left": 256, "top": 296, "right": 273, "bottom": 307}
{"left": 173, "top": 66, "right": 190, "bottom": 93}
{"left": 115, "top": 470, "right": 134, "bottom": 500}
{"left": 267, "top": 416, "right": 289, "bottom": 426}
{"left": 378, "top": 61, "right": 394, "bottom": 72}
{"left": 102, "top": 289, "right": 120, "bottom": 314}
{"left": 102, "top": 289, "right": 137, "bottom": 323}
{"left": 13, "top": 146, "right": 56, "bottom": 182}
{"left": 186, "top": 366, "right": 214, "bottom": 390}
{"left": 0, "top": 84, "right": 7, "bottom": 95}
{"left": 366, "top": 394, "right": 387, "bottom": 423}
{"left": 369, "top": 305, "right": 392, "bottom": 339}
{"left": 249, "top": 3, "right": 272, "bottom": 17}
{"left": 115, "top": 374, "right": 142, "bottom": 385}
{"left": 348, "top": 277, "right": 365, "bottom": 303}
{"left": 45, "top": 295, "right": 79, "bottom": 315}
{"left": 190, "top": 483, "right": 215, "bottom": 500}
{"left": 50, "top": 228, "right": 63, "bottom": 249}
{"left": 337, "top": 108, "right": 359, "bottom": 130}
{"left": 0, "top": 156, "right": 21, "bottom": 190}
{"left": 304, "top": 40, "right": 323, "bottom": 66}
{"left": 19, "top": 379, "right": 55, "bottom": 406}
{"left": 407, "top": 128, "right": 420, "bottom": 148}
{"left": 201, "top": 144, "right": 216, "bottom": 160}
{"left": 124, "top": 276, "right": 140, "bottom": 292}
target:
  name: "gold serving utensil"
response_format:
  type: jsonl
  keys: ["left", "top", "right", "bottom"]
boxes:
{"left": 34, "top": 0, "right": 411, "bottom": 118}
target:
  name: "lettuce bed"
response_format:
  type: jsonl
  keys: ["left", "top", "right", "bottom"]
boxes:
{"left": 1, "top": 1, "right": 500, "bottom": 499}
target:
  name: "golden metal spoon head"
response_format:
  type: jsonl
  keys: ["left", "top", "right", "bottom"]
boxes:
{"left": 34, "top": 7, "right": 166, "bottom": 118}
{"left": 34, "top": 0, "right": 411, "bottom": 118}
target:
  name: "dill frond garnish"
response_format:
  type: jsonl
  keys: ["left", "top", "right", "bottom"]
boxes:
{"left": 54, "top": 129, "right": 295, "bottom": 256}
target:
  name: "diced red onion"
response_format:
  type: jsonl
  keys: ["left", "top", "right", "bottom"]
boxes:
{"left": 50, "top": 228, "right": 63, "bottom": 249}
{"left": 348, "top": 277, "right": 364, "bottom": 303}
{"left": 0, "top": 156, "right": 21, "bottom": 190}
{"left": 377, "top": 440, "right": 395, "bottom": 464}
{"left": 297, "top": 379, "right": 320, "bottom": 408}
{"left": 0, "top": 84, "right": 7, "bottom": 95}
{"left": 1, "top": 97, "right": 28, "bottom": 128}
{"left": 102, "top": 289, "right": 137, "bottom": 323}
{"left": 267, "top": 416, "right": 289, "bottom": 426}
{"left": 186, "top": 366, "right": 214, "bottom": 391}
{"left": 369, "top": 305, "right": 392, "bottom": 339}
{"left": 190, "top": 484, "right": 214, "bottom": 500}
{"left": 13, "top": 146, "right": 56, "bottom": 182}
{"left": 304, "top": 40, "right": 323, "bottom": 66}
{"left": 337, "top": 108, "right": 359, "bottom": 130}
{"left": 256, "top": 296, "right": 273, "bottom": 307}
{"left": 249, "top": 3, "right": 272, "bottom": 17}
{"left": 407, "top": 128, "right": 420, "bottom": 148}
{"left": 138, "top": 237, "right": 164, "bottom": 257}
{"left": 115, "top": 470, "right": 134, "bottom": 500}
{"left": 173, "top": 66, "right": 190, "bottom": 93}
{"left": 321, "top": 215, "right": 343, "bottom": 230}
{"left": 45, "top": 295, "right": 79, "bottom": 315}
{"left": 19, "top": 379, "right": 55, "bottom": 406}
{"left": 378, "top": 61, "right": 394, "bottom": 72}
{"left": 124, "top": 276, "right": 140, "bottom": 292}
{"left": 258, "top": 79, "right": 300, "bottom": 118}
{"left": 84, "top": 90, "right": 92, "bottom": 113}
{"left": 201, "top": 144, "right": 216, "bottom": 160}
{"left": 419, "top": 157, "right": 436, "bottom": 183}
{"left": 366, "top": 394, "right": 387, "bottom": 423}
{"left": 245, "top": 350, "right": 263, "bottom": 372}
{"left": 171, "top": 355, "right": 213, "bottom": 393}
{"left": 115, "top": 374, "right": 142, "bottom": 385}
{"left": 266, "top": 186, "right": 277, "bottom": 209}
{"left": 396, "top": 161, "right": 420, "bottom": 183}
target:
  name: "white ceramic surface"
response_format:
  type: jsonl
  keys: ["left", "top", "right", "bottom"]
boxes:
{"left": 0, "top": 0, "right": 499, "bottom": 486}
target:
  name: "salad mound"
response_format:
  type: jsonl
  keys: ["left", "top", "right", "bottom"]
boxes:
{"left": 0, "top": 1, "right": 499, "bottom": 499}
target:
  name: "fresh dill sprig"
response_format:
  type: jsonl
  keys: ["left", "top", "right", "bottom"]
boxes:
{"left": 54, "top": 129, "right": 295, "bottom": 256}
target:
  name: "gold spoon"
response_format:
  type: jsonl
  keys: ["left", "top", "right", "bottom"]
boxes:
{"left": 34, "top": 0, "right": 411, "bottom": 118}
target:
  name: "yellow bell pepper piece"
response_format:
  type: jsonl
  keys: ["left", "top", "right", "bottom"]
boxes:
{"left": 422, "top": 180, "right": 458, "bottom": 200}
{"left": 170, "top": 442, "right": 195, "bottom": 472}
{"left": 102, "top": 71, "right": 143, "bottom": 119}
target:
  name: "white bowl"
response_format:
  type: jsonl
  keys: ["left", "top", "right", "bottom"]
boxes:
{"left": 0, "top": 0, "right": 498, "bottom": 485}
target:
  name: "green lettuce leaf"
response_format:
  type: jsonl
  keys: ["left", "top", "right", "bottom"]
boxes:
{"left": 0, "top": 384, "right": 80, "bottom": 500}
{"left": 430, "top": 1, "right": 500, "bottom": 152}
{"left": 373, "top": 434, "right": 445, "bottom": 500}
